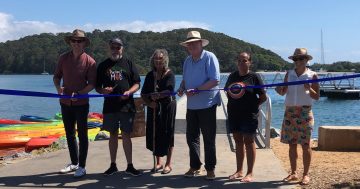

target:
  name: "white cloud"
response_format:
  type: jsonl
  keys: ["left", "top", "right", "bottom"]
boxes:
{"left": 0, "top": 12, "right": 66, "bottom": 42}
{"left": 0, "top": 12, "right": 210, "bottom": 42}
{"left": 83, "top": 20, "right": 210, "bottom": 33}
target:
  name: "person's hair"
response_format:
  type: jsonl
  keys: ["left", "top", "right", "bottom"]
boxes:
{"left": 237, "top": 52, "right": 252, "bottom": 62}
{"left": 150, "top": 49, "right": 169, "bottom": 72}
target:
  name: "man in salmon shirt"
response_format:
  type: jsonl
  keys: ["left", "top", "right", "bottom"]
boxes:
{"left": 53, "top": 29, "right": 97, "bottom": 178}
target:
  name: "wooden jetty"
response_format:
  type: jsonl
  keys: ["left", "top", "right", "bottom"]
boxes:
{"left": 317, "top": 72, "right": 360, "bottom": 99}
{"left": 258, "top": 72, "right": 360, "bottom": 99}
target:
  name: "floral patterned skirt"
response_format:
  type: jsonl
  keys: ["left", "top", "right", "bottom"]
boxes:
{"left": 280, "top": 106, "right": 314, "bottom": 145}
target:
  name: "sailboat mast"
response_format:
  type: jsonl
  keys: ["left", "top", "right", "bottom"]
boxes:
{"left": 321, "top": 29, "right": 325, "bottom": 64}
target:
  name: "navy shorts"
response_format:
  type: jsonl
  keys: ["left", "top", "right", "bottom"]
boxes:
{"left": 102, "top": 112, "right": 135, "bottom": 134}
{"left": 228, "top": 114, "right": 259, "bottom": 134}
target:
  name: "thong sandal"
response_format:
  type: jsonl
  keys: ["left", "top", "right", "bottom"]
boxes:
{"left": 161, "top": 167, "right": 172, "bottom": 174}
{"left": 300, "top": 175, "right": 310, "bottom": 185}
{"left": 150, "top": 165, "right": 163, "bottom": 173}
{"left": 229, "top": 172, "right": 243, "bottom": 180}
{"left": 240, "top": 175, "right": 254, "bottom": 183}
{"left": 283, "top": 174, "right": 299, "bottom": 182}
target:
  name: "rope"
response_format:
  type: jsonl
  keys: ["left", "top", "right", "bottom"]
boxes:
{"left": 1, "top": 73, "right": 359, "bottom": 98}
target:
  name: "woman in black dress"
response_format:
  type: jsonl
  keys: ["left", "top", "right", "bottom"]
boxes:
{"left": 225, "top": 52, "right": 267, "bottom": 182}
{"left": 141, "top": 49, "right": 176, "bottom": 174}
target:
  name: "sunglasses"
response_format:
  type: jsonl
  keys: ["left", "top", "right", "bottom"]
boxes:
{"left": 70, "top": 39, "right": 84, "bottom": 43}
{"left": 153, "top": 58, "right": 164, "bottom": 62}
{"left": 237, "top": 59, "right": 250, "bottom": 63}
{"left": 293, "top": 57, "right": 307, "bottom": 61}
{"left": 110, "top": 46, "right": 121, "bottom": 50}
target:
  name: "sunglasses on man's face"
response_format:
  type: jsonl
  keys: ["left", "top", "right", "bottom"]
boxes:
{"left": 293, "top": 57, "right": 307, "bottom": 61}
{"left": 70, "top": 39, "right": 84, "bottom": 43}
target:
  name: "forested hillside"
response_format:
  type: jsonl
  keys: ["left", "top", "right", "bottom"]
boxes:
{"left": 0, "top": 28, "right": 290, "bottom": 74}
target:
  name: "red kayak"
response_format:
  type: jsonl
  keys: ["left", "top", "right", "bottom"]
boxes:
{"left": 0, "top": 119, "right": 36, "bottom": 125}
{"left": 25, "top": 136, "right": 59, "bottom": 152}
{"left": 0, "top": 136, "right": 31, "bottom": 148}
{"left": 0, "top": 131, "right": 62, "bottom": 149}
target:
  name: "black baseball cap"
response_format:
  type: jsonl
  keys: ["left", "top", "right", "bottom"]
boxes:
{"left": 109, "top": 38, "right": 123, "bottom": 46}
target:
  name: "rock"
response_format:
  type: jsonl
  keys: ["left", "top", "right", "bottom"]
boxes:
{"left": 270, "top": 128, "right": 280, "bottom": 138}
{"left": 12, "top": 152, "right": 31, "bottom": 158}
{"left": 51, "top": 138, "right": 67, "bottom": 149}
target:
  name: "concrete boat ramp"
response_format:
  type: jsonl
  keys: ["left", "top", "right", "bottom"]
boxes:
{"left": 0, "top": 92, "right": 296, "bottom": 189}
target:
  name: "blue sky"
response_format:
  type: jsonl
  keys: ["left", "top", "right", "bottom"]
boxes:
{"left": 1, "top": 0, "right": 360, "bottom": 64}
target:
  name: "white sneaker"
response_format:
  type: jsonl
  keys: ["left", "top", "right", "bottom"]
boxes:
{"left": 74, "top": 167, "right": 86, "bottom": 178}
{"left": 59, "top": 164, "right": 78, "bottom": 173}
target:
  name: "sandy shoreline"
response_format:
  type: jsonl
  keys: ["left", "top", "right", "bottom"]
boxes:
{"left": 271, "top": 138, "right": 360, "bottom": 189}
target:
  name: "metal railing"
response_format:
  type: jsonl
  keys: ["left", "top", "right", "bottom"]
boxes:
{"left": 259, "top": 72, "right": 357, "bottom": 90}
{"left": 318, "top": 72, "right": 356, "bottom": 89}
{"left": 257, "top": 95, "right": 272, "bottom": 148}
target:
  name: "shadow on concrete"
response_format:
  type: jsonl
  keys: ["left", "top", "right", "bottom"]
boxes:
{"left": 0, "top": 170, "right": 297, "bottom": 189}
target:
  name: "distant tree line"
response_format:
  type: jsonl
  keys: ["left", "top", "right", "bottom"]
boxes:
{"left": 0, "top": 28, "right": 299, "bottom": 75}
{"left": 311, "top": 61, "right": 360, "bottom": 72}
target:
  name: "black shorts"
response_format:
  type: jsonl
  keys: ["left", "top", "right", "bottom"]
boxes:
{"left": 102, "top": 112, "right": 135, "bottom": 133}
{"left": 228, "top": 112, "right": 258, "bottom": 134}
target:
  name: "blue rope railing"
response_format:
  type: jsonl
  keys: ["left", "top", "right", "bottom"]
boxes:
{"left": 1, "top": 74, "right": 359, "bottom": 98}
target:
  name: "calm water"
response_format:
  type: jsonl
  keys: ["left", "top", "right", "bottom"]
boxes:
{"left": 0, "top": 74, "right": 359, "bottom": 138}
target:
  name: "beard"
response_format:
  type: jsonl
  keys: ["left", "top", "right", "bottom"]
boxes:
{"left": 111, "top": 54, "right": 121, "bottom": 61}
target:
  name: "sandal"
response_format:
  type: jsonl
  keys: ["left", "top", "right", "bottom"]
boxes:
{"left": 283, "top": 174, "right": 298, "bottom": 182}
{"left": 161, "top": 166, "right": 172, "bottom": 174}
{"left": 150, "top": 165, "right": 163, "bottom": 173}
{"left": 229, "top": 172, "right": 243, "bottom": 180}
{"left": 300, "top": 175, "right": 310, "bottom": 185}
{"left": 240, "top": 175, "right": 254, "bottom": 183}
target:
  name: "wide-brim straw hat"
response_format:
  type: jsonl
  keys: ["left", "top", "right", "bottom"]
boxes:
{"left": 288, "top": 48, "right": 313, "bottom": 60}
{"left": 180, "top": 31, "right": 209, "bottom": 47}
{"left": 64, "top": 29, "right": 90, "bottom": 47}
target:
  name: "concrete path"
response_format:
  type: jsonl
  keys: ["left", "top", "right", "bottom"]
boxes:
{"left": 0, "top": 92, "right": 297, "bottom": 188}
{"left": 0, "top": 134, "right": 295, "bottom": 189}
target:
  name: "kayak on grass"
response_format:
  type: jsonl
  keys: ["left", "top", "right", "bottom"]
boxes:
{"left": 25, "top": 136, "right": 59, "bottom": 152}
{"left": 0, "top": 119, "right": 37, "bottom": 125}
{"left": 20, "top": 115, "right": 56, "bottom": 122}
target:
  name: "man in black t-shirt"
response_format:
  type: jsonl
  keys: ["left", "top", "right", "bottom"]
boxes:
{"left": 96, "top": 38, "right": 142, "bottom": 176}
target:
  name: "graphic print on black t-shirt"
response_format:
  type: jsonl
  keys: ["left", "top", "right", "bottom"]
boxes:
{"left": 107, "top": 64, "right": 130, "bottom": 94}
{"left": 96, "top": 57, "right": 140, "bottom": 114}
{"left": 225, "top": 71, "right": 265, "bottom": 113}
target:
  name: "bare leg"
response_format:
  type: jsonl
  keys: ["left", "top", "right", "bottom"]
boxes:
{"left": 154, "top": 156, "right": 162, "bottom": 169}
{"left": 301, "top": 143, "right": 312, "bottom": 185}
{"left": 283, "top": 143, "right": 299, "bottom": 181}
{"left": 229, "top": 132, "right": 244, "bottom": 180}
{"left": 164, "top": 147, "right": 173, "bottom": 169}
{"left": 240, "top": 134, "right": 256, "bottom": 182}
{"left": 289, "top": 144, "right": 298, "bottom": 175}
{"left": 109, "top": 130, "right": 119, "bottom": 163}
{"left": 122, "top": 132, "right": 132, "bottom": 164}
{"left": 156, "top": 156, "right": 162, "bottom": 166}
